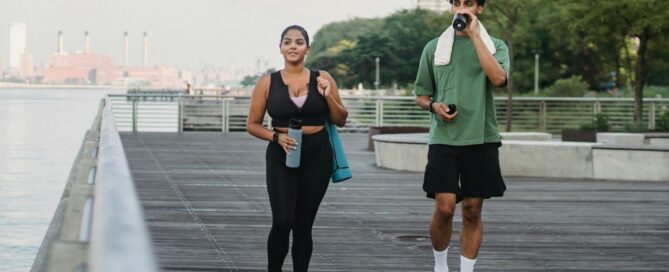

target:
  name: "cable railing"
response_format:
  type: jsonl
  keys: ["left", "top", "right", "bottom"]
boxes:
{"left": 107, "top": 94, "right": 669, "bottom": 134}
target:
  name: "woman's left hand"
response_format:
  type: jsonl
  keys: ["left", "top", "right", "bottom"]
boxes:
{"left": 317, "top": 76, "right": 331, "bottom": 98}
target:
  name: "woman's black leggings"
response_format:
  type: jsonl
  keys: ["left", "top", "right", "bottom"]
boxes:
{"left": 265, "top": 129, "right": 333, "bottom": 272}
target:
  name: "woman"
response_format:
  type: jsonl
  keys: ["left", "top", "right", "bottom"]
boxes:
{"left": 246, "top": 25, "right": 348, "bottom": 272}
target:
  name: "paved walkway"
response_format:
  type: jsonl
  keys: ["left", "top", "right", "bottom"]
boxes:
{"left": 120, "top": 132, "right": 669, "bottom": 271}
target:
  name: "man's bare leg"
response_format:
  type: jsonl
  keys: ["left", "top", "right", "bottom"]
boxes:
{"left": 430, "top": 193, "right": 457, "bottom": 272}
{"left": 460, "top": 197, "right": 483, "bottom": 272}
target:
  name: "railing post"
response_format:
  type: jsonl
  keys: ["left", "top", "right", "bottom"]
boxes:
{"left": 132, "top": 97, "right": 138, "bottom": 133}
{"left": 222, "top": 99, "right": 230, "bottom": 133}
{"left": 178, "top": 98, "right": 183, "bottom": 133}
{"left": 375, "top": 100, "right": 385, "bottom": 126}
{"left": 594, "top": 100, "right": 602, "bottom": 114}
{"left": 380, "top": 100, "right": 385, "bottom": 126}
{"left": 539, "top": 100, "right": 547, "bottom": 132}
{"left": 375, "top": 100, "right": 382, "bottom": 126}
{"left": 649, "top": 101, "right": 656, "bottom": 130}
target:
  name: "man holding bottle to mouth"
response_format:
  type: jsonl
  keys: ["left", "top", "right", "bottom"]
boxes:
{"left": 414, "top": 0, "right": 510, "bottom": 271}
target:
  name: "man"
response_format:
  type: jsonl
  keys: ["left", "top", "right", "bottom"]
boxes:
{"left": 414, "top": 0, "right": 509, "bottom": 271}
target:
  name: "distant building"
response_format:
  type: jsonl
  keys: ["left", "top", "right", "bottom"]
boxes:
{"left": 9, "top": 22, "right": 27, "bottom": 70}
{"left": 416, "top": 0, "right": 451, "bottom": 13}
{"left": 20, "top": 48, "right": 34, "bottom": 78}
{"left": 49, "top": 52, "right": 114, "bottom": 68}
{"left": 40, "top": 30, "right": 184, "bottom": 87}
{"left": 43, "top": 52, "right": 114, "bottom": 84}
{"left": 42, "top": 67, "right": 91, "bottom": 84}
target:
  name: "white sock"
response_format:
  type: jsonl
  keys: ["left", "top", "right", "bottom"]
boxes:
{"left": 460, "top": 255, "right": 477, "bottom": 272}
{"left": 433, "top": 248, "right": 449, "bottom": 272}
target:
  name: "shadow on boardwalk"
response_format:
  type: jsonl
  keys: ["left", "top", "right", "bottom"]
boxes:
{"left": 120, "top": 132, "right": 669, "bottom": 271}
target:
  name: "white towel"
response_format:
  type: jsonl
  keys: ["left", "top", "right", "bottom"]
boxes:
{"left": 434, "top": 21, "right": 496, "bottom": 66}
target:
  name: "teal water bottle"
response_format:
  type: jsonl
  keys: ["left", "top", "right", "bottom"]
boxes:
{"left": 286, "top": 119, "right": 302, "bottom": 168}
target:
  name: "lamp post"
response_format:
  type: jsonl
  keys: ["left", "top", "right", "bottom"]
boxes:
{"left": 374, "top": 57, "right": 380, "bottom": 90}
{"left": 534, "top": 53, "right": 540, "bottom": 95}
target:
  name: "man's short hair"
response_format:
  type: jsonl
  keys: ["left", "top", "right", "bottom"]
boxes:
{"left": 449, "top": 0, "right": 486, "bottom": 6}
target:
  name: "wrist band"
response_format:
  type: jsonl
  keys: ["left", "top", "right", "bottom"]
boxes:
{"left": 428, "top": 100, "right": 435, "bottom": 113}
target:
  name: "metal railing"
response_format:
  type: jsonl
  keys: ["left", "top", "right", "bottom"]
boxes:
{"left": 108, "top": 94, "right": 669, "bottom": 134}
{"left": 90, "top": 98, "right": 158, "bottom": 272}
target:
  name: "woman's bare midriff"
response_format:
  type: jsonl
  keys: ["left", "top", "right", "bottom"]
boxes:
{"left": 274, "top": 126, "right": 324, "bottom": 135}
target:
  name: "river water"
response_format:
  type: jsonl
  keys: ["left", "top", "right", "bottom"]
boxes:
{"left": 0, "top": 88, "right": 123, "bottom": 271}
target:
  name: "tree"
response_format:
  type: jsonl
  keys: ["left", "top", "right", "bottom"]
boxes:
{"left": 647, "top": 36, "right": 669, "bottom": 86}
{"left": 379, "top": 9, "right": 448, "bottom": 87}
{"left": 486, "top": 0, "right": 538, "bottom": 132}
{"left": 309, "top": 9, "right": 447, "bottom": 89}
{"left": 307, "top": 18, "right": 382, "bottom": 67}
{"left": 568, "top": 0, "right": 669, "bottom": 123}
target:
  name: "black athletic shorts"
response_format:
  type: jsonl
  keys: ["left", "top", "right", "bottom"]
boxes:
{"left": 423, "top": 142, "right": 506, "bottom": 201}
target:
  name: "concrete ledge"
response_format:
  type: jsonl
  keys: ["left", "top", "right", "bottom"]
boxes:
{"left": 593, "top": 148, "right": 669, "bottom": 181}
{"left": 501, "top": 132, "right": 552, "bottom": 141}
{"left": 646, "top": 133, "right": 669, "bottom": 146}
{"left": 373, "top": 133, "right": 428, "bottom": 144}
{"left": 31, "top": 101, "right": 103, "bottom": 272}
{"left": 500, "top": 140, "right": 596, "bottom": 179}
{"left": 372, "top": 132, "right": 552, "bottom": 144}
{"left": 650, "top": 138, "right": 669, "bottom": 146}
{"left": 374, "top": 139, "right": 428, "bottom": 172}
{"left": 373, "top": 133, "right": 669, "bottom": 181}
{"left": 597, "top": 133, "right": 645, "bottom": 145}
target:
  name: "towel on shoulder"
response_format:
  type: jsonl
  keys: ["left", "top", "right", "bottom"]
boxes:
{"left": 434, "top": 21, "right": 496, "bottom": 66}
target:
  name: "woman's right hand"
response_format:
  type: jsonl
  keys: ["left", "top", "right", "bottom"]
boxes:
{"left": 277, "top": 133, "right": 298, "bottom": 154}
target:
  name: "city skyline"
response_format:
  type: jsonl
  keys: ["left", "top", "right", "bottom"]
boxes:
{"left": 2, "top": 0, "right": 420, "bottom": 73}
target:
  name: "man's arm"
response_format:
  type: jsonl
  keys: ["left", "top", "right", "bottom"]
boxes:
{"left": 471, "top": 35, "right": 507, "bottom": 87}
{"left": 461, "top": 10, "right": 507, "bottom": 87}
{"left": 414, "top": 41, "right": 457, "bottom": 121}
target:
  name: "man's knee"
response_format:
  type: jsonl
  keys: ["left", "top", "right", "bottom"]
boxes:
{"left": 434, "top": 199, "right": 456, "bottom": 220}
{"left": 462, "top": 199, "right": 482, "bottom": 223}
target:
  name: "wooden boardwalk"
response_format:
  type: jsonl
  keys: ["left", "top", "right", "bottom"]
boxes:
{"left": 120, "top": 132, "right": 669, "bottom": 272}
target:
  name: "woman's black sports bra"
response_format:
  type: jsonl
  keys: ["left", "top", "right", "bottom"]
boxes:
{"left": 266, "top": 70, "right": 327, "bottom": 127}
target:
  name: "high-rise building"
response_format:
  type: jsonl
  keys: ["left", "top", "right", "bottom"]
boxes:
{"left": 123, "top": 31, "right": 129, "bottom": 66}
{"left": 143, "top": 32, "right": 148, "bottom": 67}
{"left": 416, "top": 0, "right": 451, "bottom": 13}
{"left": 20, "top": 47, "right": 34, "bottom": 78}
{"left": 9, "top": 22, "right": 27, "bottom": 70}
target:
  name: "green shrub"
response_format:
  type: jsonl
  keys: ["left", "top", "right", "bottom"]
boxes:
{"left": 546, "top": 76, "right": 589, "bottom": 97}
{"left": 656, "top": 110, "right": 669, "bottom": 132}
{"left": 625, "top": 122, "right": 647, "bottom": 132}
{"left": 580, "top": 113, "right": 610, "bottom": 131}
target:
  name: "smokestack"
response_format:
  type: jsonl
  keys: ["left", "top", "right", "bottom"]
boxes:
{"left": 143, "top": 32, "right": 148, "bottom": 67}
{"left": 84, "top": 31, "right": 90, "bottom": 54}
{"left": 123, "top": 31, "right": 129, "bottom": 66}
{"left": 58, "top": 30, "right": 63, "bottom": 53}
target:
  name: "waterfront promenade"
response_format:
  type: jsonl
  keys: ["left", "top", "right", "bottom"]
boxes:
{"left": 119, "top": 132, "right": 669, "bottom": 271}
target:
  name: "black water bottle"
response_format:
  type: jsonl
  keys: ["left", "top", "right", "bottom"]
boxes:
{"left": 447, "top": 104, "right": 457, "bottom": 115}
{"left": 453, "top": 14, "right": 469, "bottom": 31}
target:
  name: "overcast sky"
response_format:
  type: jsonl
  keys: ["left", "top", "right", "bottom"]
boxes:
{"left": 2, "top": 0, "right": 418, "bottom": 73}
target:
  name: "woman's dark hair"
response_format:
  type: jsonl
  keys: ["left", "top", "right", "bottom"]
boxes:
{"left": 449, "top": 0, "right": 486, "bottom": 6}
{"left": 280, "top": 25, "right": 310, "bottom": 47}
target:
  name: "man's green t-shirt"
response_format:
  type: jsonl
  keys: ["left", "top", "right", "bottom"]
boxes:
{"left": 415, "top": 35, "right": 510, "bottom": 146}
